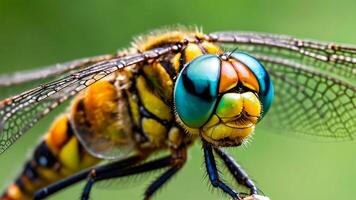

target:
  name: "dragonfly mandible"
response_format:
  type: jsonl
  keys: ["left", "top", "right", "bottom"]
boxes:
{"left": 0, "top": 27, "right": 355, "bottom": 200}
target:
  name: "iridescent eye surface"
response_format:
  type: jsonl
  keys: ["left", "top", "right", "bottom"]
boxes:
{"left": 174, "top": 52, "right": 274, "bottom": 129}
{"left": 230, "top": 52, "right": 274, "bottom": 115}
{"left": 174, "top": 55, "right": 221, "bottom": 128}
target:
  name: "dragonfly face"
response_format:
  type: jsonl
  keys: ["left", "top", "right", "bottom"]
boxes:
{"left": 174, "top": 52, "right": 274, "bottom": 146}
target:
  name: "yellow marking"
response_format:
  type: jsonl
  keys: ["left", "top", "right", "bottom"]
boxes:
{"left": 171, "top": 53, "right": 181, "bottom": 73}
{"left": 136, "top": 76, "right": 172, "bottom": 121}
{"left": 45, "top": 115, "right": 68, "bottom": 155}
{"left": 79, "top": 152, "right": 100, "bottom": 169}
{"left": 59, "top": 167, "right": 75, "bottom": 177}
{"left": 231, "top": 126, "right": 254, "bottom": 138}
{"left": 201, "top": 41, "right": 222, "bottom": 54}
{"left": 127, "top": 93, "right": 140, "bottom": 126}
{"left": 168, "top": 127, "right": 182, "bottom": 148}
{"left": 185, "top": 43, "right": 203, "bottom": 63}
{"left": 143, "top": 61, "right": 174, "bottom": 101}
{"left": 242, "top": 92, "right": 261, "bottom": 117}
{"left": 59, "top": 136, "right": 80, "bottom": 170}
{"left": 203, "top": 123, "right": 254, "bottom": 141}
{"left": 142, "top": 118, "right": 167, "bottom": 146}
{"left": 202, "top": 114, "right": 220, "bottom": 130}
{"left": 210, "top": 124, "right": 227, "bottom": 140}
{"left": 36, "top": 166, "right": 61, "bottom": 182}
{"left": 201, "top": 92, "right": 261, "bottom": 145}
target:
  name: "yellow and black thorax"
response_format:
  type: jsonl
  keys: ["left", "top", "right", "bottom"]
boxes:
{"left": 69, "top": 30, "right": 223, "bottom": 158}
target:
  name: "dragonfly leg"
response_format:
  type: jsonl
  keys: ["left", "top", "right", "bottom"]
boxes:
{"left": 33, "top": 155, "right": 143, "bottom": 200}
{"left": 143, "top": 147, "right": 187, "bottom": 200}
{"left": 81, "top": 147, "right": 187, "bottom": 200}
{"left": 214, "top": 147, "right": 258, "bottom": 195}
{"left": 203, "top": 142, "right": 242, "bottom": 200}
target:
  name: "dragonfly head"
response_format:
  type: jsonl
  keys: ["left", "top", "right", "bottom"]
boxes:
{"left": 174, "top": 52, "right": 274, "bottom": 146}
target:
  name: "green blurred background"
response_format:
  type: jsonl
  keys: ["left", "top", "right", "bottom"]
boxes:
{"left": 0, "top": 0, "right": 355, "bottom": 200}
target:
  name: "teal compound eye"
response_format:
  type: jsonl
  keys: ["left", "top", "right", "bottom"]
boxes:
{"left": 174, "top": 54, "right": 221, "bottom": 128}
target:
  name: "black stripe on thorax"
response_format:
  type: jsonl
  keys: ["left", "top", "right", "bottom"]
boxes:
{"left": 139, "top": 105, "right": 171, "bottom": 128}
{"left": 159, "top": 59, "right": 176, "bottom": 80}
{"left": 134, "top": 72, "right": 174, "bottom": 129}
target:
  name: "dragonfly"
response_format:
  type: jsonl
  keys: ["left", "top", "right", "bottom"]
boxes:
{"left": 0, "top": 27, "right": 355, "bottom": 200}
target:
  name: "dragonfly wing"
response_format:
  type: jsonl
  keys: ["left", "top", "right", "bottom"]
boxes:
{"left": 0, "top": 54, "right": 114, "bottom": 100}
{"left": 256, "top": 54, "right": 355, "bottom": 141}
{"left": 0, "top": 44, "right": 181, "bottom": 154}
{"left": 210, "top": 32, "right": 356, "bottom": 140}
{"left": 209, "top": 32, "right": 356, "bottom": 83}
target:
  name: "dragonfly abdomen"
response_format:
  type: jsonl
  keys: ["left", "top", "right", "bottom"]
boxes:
{"left": 1, "top": 115, "right": 100, "bottom": 200}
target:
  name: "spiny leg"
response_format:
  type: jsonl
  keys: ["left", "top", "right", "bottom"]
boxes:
{"left": 143, "top": 148, "right": 187, "bottom": 200}
{"left": 203, "top": 142, "right": 241, "bottom": 200}
{"left": 81, "top": 148, "right": 187, "bottom": 200}
{"left": 34, "top": 155, "right": 143, "bottom": 200}
{"left": 143, "top": 167, "right": 181, "bottom": 200}
{"left": 214, "top": 147, "right": 258, "bottom": 195}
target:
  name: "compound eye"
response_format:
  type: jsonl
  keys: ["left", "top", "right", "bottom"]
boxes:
{"left": 174, "top": 55, "right": 221, "bottom": 128}
{"left": 230, "top": 52, "right": 274, "bottom": 115}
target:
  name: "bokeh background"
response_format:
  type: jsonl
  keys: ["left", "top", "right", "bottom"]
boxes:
{"left": 0, "top": 0, "right": 355, "bottom": 200}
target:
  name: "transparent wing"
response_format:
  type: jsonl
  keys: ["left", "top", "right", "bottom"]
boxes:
{"left": 0, "top": 54, "right": 114, "bottom": 87}
{"left": 210, "top": 32, "right": 356, "bottom": 140}
{"left": 0, "top": 44, "right": 181, "bottom": 154}
{"left": 0, "top": 54, "right": 114, "bottom": 100}
{"left": 209, "top": 32, "right": 356, "bottom": 83}
{"left": 256, "top": 55, "right": 355, "bottom": 140}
